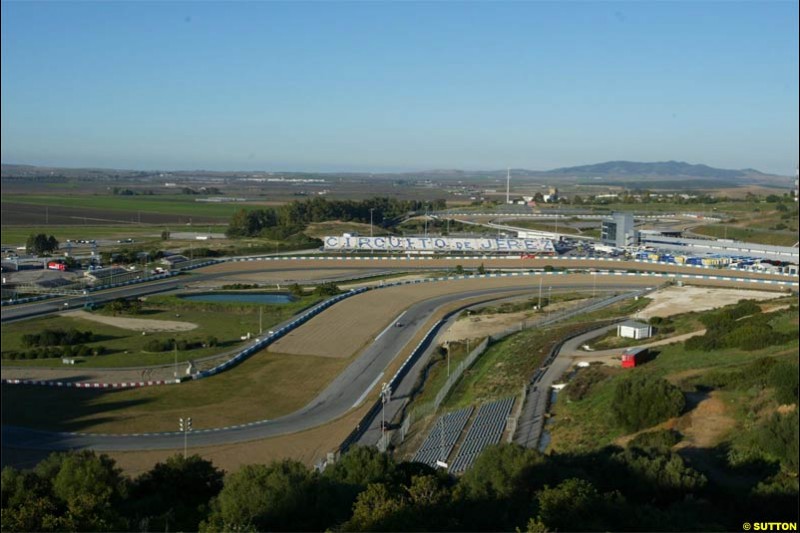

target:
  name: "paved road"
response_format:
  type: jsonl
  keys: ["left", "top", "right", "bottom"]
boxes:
{"left": 2, "top": 279, "right": 657, "bottom": 452}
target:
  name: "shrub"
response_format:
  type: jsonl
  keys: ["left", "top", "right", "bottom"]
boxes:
{"left": 566, "top": 367, "right": 610, "bottom": 402}
{"left": 612, "top": 375, "right": 685, "bottom": 432}
{"left": 627, "top": 429, "right": 682, "bottom": 453}
{"left": 769, "top": 363, "right": 799, "bottom": 405}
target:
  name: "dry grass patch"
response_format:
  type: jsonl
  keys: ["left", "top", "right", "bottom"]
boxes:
{"left": 61, "top": 310, "right": 198, "bottom": 332}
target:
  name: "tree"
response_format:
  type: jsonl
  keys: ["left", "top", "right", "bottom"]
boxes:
{"left": 534, "top": 478, "right": 620, "bottom": 532}
{"left": 161, "top": 230, "right": 170, "bottom": 240}
{"left": 128, "top": 454, "right": 223, "bottom": 533}
{"left": 201, "top": 460, "right": 319, "bottom": 532}
{"left": 288, "top": 283, "right": 305, "bottom": 297}
{"left": 26, "top": 233, "right": 59, "bottom": 255}
{"left": 477, "top": 263, "right": 486, "bottom": 275}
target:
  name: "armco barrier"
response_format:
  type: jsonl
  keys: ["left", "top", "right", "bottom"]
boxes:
{"left": 1, "top": 272, "right": 177, "bottom": 307}
{"left": 222, "top": 254, "right": 798, "bottom": 277}
{"left": 195, "top": 287, "right": 369, "bottom": 378}
{"left": 1, "top": 378, "right": 180, "bottom": 389}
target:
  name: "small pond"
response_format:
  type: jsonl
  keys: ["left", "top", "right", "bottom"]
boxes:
{"left": 180, "top": 292, "right": 294, "bottom": 304}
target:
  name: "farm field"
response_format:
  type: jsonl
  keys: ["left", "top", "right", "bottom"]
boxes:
{"left": 1, "top": 194, "right": 254, "bottom": 218}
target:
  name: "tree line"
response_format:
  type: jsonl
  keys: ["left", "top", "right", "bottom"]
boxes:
{"left": 226, "top": 197, "right": 447, "bottom": 238}
{"left": 2, "top": 439, "right": 797, "bottom": 533}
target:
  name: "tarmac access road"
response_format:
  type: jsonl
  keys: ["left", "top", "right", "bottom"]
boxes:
{"left": 1, "top": 279, "right": 656, "bottom": 452}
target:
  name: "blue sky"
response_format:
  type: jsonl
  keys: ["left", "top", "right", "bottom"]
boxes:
{"left": 1, "top": 1, "right": 798, "bottom": 174}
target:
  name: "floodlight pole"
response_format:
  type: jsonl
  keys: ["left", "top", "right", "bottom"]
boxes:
{"left": 179, "top": 417, "right": 192, "bottom": 458}
{"left": 380, "top": 383, "right": 391, "bottom": 449}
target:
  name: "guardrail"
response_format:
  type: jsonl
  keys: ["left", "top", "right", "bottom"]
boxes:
{"left": 0, "top": 272, "right": 177, "bottom": 307}
{"left": 221, "top": 254, "right": 798, "bottom": 277}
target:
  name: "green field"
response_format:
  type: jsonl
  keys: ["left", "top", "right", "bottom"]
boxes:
{"left": 1, "top": 295, "right": 321, "bottom": 368}
{"left": 691, "top": 224, "right": 798, "bottom": 246}
{"left": 2, "top": 194, "right": 256, "bottom": 219}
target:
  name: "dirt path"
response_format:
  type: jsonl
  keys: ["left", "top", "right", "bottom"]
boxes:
{"left": 674, "top": 391, "right": 736, "bottom": 448}
{"left": 61, "top": 310, "right": 198, "bottom": 332}
{"left": 565, "top": 329, "right": 706, "bottom": 358}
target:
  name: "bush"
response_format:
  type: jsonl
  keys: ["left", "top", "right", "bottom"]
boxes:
{"left": 755, "top": 413, "right": 799, "bottom": 472}
{"left": 21, "top": 328, "right": 95, "bottom": 348}
{"left": 566, "top": 367, "right": 610, "bottom": 401}
{"left": 612, "top": 375, "right": 685, "bottom": 432}
{"left": 769, "top": 363, "right": 799, "bottom": 405}
{"left": 313, "top": 282, "right": 340, "bottom": 297}
{"left": 627, "top": 429, "right": 682, "bottom": 453}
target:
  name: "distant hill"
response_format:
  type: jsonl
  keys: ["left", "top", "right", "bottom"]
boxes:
{"left": 541, "top": 160, "right": 758, "bottom": 179}
{"left": 1, "top": 160, "right": 788, "bottom": 188}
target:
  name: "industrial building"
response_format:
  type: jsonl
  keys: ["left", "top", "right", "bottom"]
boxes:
{"left": 636, "top": 233, "right": 799, "bottom": 263}
{"left": 601, "top": 213, "right": 636, "bottom": 248}
{"left": 617, "top": 320, "right": 653, "bottom": 340}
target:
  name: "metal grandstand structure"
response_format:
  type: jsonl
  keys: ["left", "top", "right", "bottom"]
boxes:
{"left": 412, "top": 407, "right": 473, "bottom": 468}
{"left": 450, "top": 397, "right": 515, "bottom": 472}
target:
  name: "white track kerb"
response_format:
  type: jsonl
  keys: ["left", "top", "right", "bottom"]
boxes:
{"left": 3, "top": 260, "right": 797, "bottom": 390}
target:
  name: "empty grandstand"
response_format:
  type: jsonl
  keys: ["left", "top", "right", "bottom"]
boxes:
{"left": 413, "top": 407, "right": 473, "bottom": 468}
{"left": 450, "top": 397, "right": 515, "bottom": 473}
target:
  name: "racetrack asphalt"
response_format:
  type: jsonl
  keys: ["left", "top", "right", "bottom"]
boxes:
{"left": 2, "top": 279, "right": 657, "bottom": 452}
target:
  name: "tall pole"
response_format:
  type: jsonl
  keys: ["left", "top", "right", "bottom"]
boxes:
{"left": 538, "top": 277, "right": 543, "bottom": 310}
{"left": 506, "top": 168, "right": 510, "bottom": 204}
{"left": 369, "top": 208, "right": 375, "bottom": 238}
{"left": 259, "top": 306, "right": 263, "bottom": 334}
{"left": 174, "top": 343, "right": 178, "bottom": 379}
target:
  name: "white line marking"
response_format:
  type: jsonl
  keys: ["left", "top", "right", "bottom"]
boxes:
{"left": 375, "top": 311, "right": 407, "bottom": 341}
{"left": 352, "top": 372, "right": 384, "bottom": 409}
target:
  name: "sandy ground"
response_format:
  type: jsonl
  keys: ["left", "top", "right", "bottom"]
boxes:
{"left": 439, "top": 298, "right": 590, "bottom": 343}
{"left": 198, "top": 257, "right": 796, "bottom": 283}
{"left": 674, "top": 391, "right": 736, "bottom": 449}
{"left": 267, "top": 275, "right": 785, "bottom": 359}
{"left": 634, "top": 286, "right": 784, "bottom": 319}
{"left": 61, "top": 309, "right": 198, "bottom": 332}
{"left": 267, "top": 276, "right": 634, "bottom": 359}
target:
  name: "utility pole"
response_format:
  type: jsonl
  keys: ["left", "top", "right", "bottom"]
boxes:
{"left": 173, "top": 343, "right": 178, "bottom": 379}
{"left": 259, "top": 306, "right": 263, "bottom": 334}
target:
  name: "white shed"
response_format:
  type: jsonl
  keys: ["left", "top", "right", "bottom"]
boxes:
{"left": 617, "top": 320, "right": 653, "bottom": 340}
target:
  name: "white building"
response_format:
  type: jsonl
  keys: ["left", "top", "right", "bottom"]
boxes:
{"left": 617, "top": 320, "right": 653, "bottom": 340}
